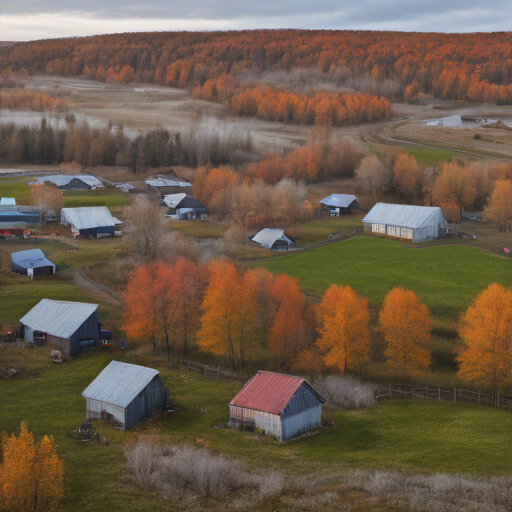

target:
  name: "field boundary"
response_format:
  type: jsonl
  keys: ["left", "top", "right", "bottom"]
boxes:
{"left": 177, "top": 359, "right": 241, "bottom": 382}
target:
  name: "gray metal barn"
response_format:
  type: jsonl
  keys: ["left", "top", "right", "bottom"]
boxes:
{"left": 229, "top": 371, "right": 325, "bottom": 442}
{"left": 82, "top": 361, "right": 168, "bottom": 430}
{"left": 19, "top": 299, "right": 100, "bottom": 356}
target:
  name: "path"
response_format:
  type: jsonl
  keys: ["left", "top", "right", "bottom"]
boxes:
{"left": 73, "top": 269, "right": 122, "bottom": 306}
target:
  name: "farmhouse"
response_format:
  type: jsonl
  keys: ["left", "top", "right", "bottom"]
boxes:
{"left": 82, "top": 361, "right": 168, "bottom": 430}
{"left": 32, "top": 175, "right": 104, "bottom": 190}
{"left": 229, "top": 371, "right": 325, "bottom": 442}
{"left": 319, "top": 194, "right": 359, "bottom": 216}
{"left": 250, "top": 228, "right": 295, "bottom": 250}
{"left": 61, "top": 206, "right": 122, "bottom": 238}
{"left": 145, "top": 178, "right": 192, "bottom": 197}
{"left": 363, "top": 203, "right": 447, "bottom": 243}
{"left": 11, "top": 249, "right": 56, "bottom": 277}
{"left": 20, "top": 299, "right": 100, "bottom": 356}
{"left": 163, "top": 193, "right": 207, "bottom": 220}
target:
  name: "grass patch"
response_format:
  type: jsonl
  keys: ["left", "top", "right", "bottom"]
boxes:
{"left": 289, "top": 216, "right": 363, "bottom": 244}
{"left": 168, "top": 219, "right": 228, "bottom": 239}
{"left": 403, "top": 146, "right": 457, "bottom": 166}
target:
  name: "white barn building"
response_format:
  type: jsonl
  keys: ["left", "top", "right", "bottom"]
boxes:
{"left": 250, "top": 228, "right": 295, "bottom": 250}
{"left": 363, "top": 203, "right": 447, "bottom": 243}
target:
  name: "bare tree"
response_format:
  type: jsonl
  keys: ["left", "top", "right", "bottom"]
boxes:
{"left": 30, "top": 184, "right": 63, "bottom": 223}
{"left": 355, "top": 155, "right": 390, "bottom": 194}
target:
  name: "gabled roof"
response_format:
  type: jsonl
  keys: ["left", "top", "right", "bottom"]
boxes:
{"left": 362, "top": 203, "right": 446, "bottom": 229}
{"left": 34, "top": 175, "right": 103, "bottom": 188}
{"left": 0, "top": 198, "right": 16, "bottom": 206}
{"left": 229, "top": 371, "right": 325, "bottom": 415}
{"left": 163, "top": 193, "right": 187, "bottom": 208}
{"left": 146, "top": 178, "right": 191, "bottom": 188}
{"left": 11, "top": 249, "right": 55, "bottom": 270}
{"left": 20, "top": 299, "right": 98, "bottom": 339}
{"left": 250, "top": 228, "right": 293, "bottom": 249}
{"left": 320, "top": 194, "right": 358, "bottom": 208}
{"left": 61, "top": 207, "right": 116, "bottom": 230}
{"left": 82, "top": 361, "right": 160, "bottom": 408}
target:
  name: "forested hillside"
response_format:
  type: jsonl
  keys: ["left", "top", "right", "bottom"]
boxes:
{"left": 2, "top": 30, "right": 512, "bottom": 104}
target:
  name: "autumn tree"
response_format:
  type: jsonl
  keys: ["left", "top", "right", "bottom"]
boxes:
{"left": 355, "top": 155, "right": 389, "bottom": 194}
{"left": 0, "top": 422, "right": 64, "bottom": 512}
{"left": 316, "top": 285, "right": 371, "bottom": 378}
{"left": 30, "top": 184, "right": 63, "bottom": 224}
{"left": 484, "top": 179, "right": 512, "bottom": 232}
{"left": 393, "top": 154, "right": 424, "bottom": 200}
{"left": 379, "top": 287, "right": 432, "bottom": 384}
{"left": 456, "top": 283, "right": 512, "bottom": 402}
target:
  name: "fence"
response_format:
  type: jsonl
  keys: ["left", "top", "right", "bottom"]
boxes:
{"left": 376, "top": 384, "right": 512, "bottom": 408}
{"left": 178, "top": 359, "right": 240, "bottom": 382}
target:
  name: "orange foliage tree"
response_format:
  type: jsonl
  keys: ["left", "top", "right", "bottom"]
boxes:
{"left": 483, "top": 179, "right": 512, "bottom": 232}
{"left": 316, "top": 285, "right": 371, "bottom": 378}
{"left": 0, "top": 422, "right": 64, "bottom": 512}
{"left": 456, "top": 283, "right": 512, "bottom": 402}
{"left": 393, "top": 154, "right": 424, "bottom": 200}
{"left": 379, "top": 287, "right": 432, "bottom": 384}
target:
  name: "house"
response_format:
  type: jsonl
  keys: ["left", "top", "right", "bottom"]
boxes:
{"left": 20, "top": 299, "right": 100, "bottom": 356}
{"left": 82, "top": 361, "right": 168, "bottom": 430}
{"left": 61, "top": 207, "right": 122, "bottom": 238}
{"left": 229, "top": 371, "right": 325, "bottom": 442}
{"left": 319, "top": 194, "right": 359, "bottom": 216}
{"left": 31, "top": 175, "right": 104, "bottom": 190}
{"left": 250, "top": 228, "right": 295, "bottom": 250}
{"left": 163, "top": 193, "right": 207, "bottom": 220}
{"left": 363, "top": 203, "right": 447, "bottom": 243}
{"left": 11, "top": 249, "right": 56, "bottom": 277}
{"left": 0, "top": 198, "right": 16, "bottom": 206}
{"left": 145, "top": 178, "right": 192, "bottom": 197}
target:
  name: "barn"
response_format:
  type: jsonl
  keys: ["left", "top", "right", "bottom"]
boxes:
{"left": 163, "top": 193, "right": 207, "bottom": 220}
{"left": 145, "top": 178, "right": 192, "bottom": 197}
{"left": 363, "top": 203, "right": 447, "bottom": 243}
{"left": 229, "top": 371, "right": 325, "bottom": 442}
{"left": 0, "top": 210, "right": 40, "bottom": 237}
{"left": 11, "top": 249, "right": 56, "bottom": 277}
{"left": 32, "top": 175, "right": 104, "bottom": 190}
{"left": 250, "top": 228, "right": 295, "bottom": 250}
{"left": 19, "top": 299, "right": 100, "bottom": 356}
{"left": 82, "top": 361, "right": 168, "bottom": 430}
{"left": 61, "top": 207, "right": 122, "bottom": 238}
{"left": 319, "top": 194, "right": 359, "bottom": 216}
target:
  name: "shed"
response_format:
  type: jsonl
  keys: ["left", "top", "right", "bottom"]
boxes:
{"left": 0, "top": 210, "right": 40, "bottom": 237}
{"left": 19, "top": 299, "right": 100, "bottom": 356}
{"left": 319, "top": 194, "right": 359, "bottom": 216}
{"left": 146, "top": 178, "right": 192, "bottom": 197}
{"left": 163, "top": 193, "right": 207, "bottom": 220}
{"left": 0, "top": 198, "right": 16, "bottom": 206}
{"left": 61, "top": 207, "right": 122, "bottom": 238}
{"left": 11, "top": 249, "right": 56, "bottom": 277}
{"left": 33, "top": 175, "right": 104, "bottom": 190}
{"left": 82, "top": 361, "right": 168, "bottom": 430}
{"left": 363, "top": 203, "right": 447, "bottom": 243}
{"left": 229, "top": 371, "right": 325, "bottom": 442}
{"left": 250, "top": 228, "right": 295, "bottom": 250}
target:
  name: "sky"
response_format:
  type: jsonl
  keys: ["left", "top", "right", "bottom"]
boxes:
{"left": 1, "top": 0, "right": 511, "bottom": 41}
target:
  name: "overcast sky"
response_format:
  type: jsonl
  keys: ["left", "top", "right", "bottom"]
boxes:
{"left": 1, "top": 1, "right": 511, "bottom": 41}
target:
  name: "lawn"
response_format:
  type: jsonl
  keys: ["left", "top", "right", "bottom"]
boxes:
{"left": 288, "top": 216, "right": 364, "bottom": 245}
{"left": 168, "top": 219, "right": 228, "bottom": 239}
{"left": 254, "top": 236, "right": 512, "bottom": 332}
{"left": 1, "top": 348, "right": 512, "bottom": 511}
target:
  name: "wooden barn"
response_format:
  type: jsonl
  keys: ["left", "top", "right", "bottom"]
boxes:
{"left": 319, "top": 194, "right": 359, "bottom": 216}
{"left": 20, "top": 299, "right": 100, "bottom": 356}
{"left": 229, "top": 371, "right": 325, "bottom": 442}
{"left": 82, "top": 361, "right": 168, "bottom": 430}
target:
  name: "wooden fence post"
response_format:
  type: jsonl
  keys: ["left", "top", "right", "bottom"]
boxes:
{"left": 478, "top": 392, "right": 481, "bottom": 405}
{"left": 389, "top": 384, "right": 391, "bottom": 397}
{"left": 204, "top": 365, "right": 207, "bottom": 377}
{"left": 426, "top": 384, "right": 428, "bottom": 398}
{"left": 411, "top": 388, "right": 414, "bottom": 399}
{"left": 218, "top": 366, "right": 220, "bottom": 381}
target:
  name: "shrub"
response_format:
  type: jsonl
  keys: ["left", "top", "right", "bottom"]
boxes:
{"left": 314, "top": 375, "right": 376, "bottom": 409}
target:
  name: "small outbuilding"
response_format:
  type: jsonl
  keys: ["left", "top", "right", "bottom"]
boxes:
{"left": 250, "top": 228, "right": 295, "bottom": 250}
{"left": 0, "top": 209, "right": 40, "bottom": 237}
{"left": 146, "top": 178, "right": 192, "bottom": 197}
{"left": 82, "top": 360, "right": 168, "bottom": 430}
{"left": 319, "top": 194, "right": 359, "bottom": 216}
{"left": 61, "top": 206, "right": 122, "bottom": 238}
{"left": 163, "top": 193, "right": 207, "bottom": 220}
{"left": 20, "top": 299, "right": 100, "bottom": 356}
{"left": 363, "top": 203, "right": 447, "bottom": 243}
{"left": 11, "top": 249, "right": 56, "bottom": 277}
{"left": 0, "top": 198, "right": 16, "bottom": 206}
{"left": 32, "top": 175, "right": 104, "bottom": 190}
{"left": 229, "top": 371, "right": 325, "bottom": 442}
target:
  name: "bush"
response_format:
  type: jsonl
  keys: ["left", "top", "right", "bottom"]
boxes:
{"left": 315, "top": 375, "right": 376, "bottom": 409}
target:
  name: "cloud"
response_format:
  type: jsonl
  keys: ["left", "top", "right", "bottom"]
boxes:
{"left": 1, "top": 0, "right": 511, "bottom": 41}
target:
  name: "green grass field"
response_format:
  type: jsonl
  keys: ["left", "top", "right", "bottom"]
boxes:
{"left": 1, "top": 348, "right": 512, "bottom": 512}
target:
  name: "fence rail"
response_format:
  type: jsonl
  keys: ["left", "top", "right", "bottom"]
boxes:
{"left": 178, "top": 359, "right": 240, "bottom": 382}
{"left": 376, "top": 384, "right": 512, "bottom": 408}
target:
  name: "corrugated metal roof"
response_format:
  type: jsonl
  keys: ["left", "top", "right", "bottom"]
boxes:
{"left": 362, "top": 203, "right": 446, "bottom": 229}
{"left": 251, "top": 228, "right": 293, "bottom": 249}
{"left": 61, "top": 207, "right": 116, "bottom": 230}
{"left": 320, "top": 194, "right": 358, "bottom": 208}
{"left": 11, "top": 249, "right": 55, "bottom": 270}
{"left": 20, "top": 299, "right": 98, "bottom": 339}
{"left": 229, "top": 371, "right": 324, "bottom": 415}
{"left": 82, "top": 360, "right": 160, "bottom": 408}
{"left": 163, "top": 193, "right": 187, "bottom": 208}
{"left": 35, "top": 175, "right": 103, "bottom": 188}
{"left": 146, "top": 178, "right": 191, "bottom": 188}
{"left": 0, "top": 198, "right": 16, "bottom": 206}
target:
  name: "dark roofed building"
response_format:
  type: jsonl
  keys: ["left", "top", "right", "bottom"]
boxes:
{"left": 319, "top": 194, "right": 359, "bottom": 216}
{"left": 163, "top": 193, "right": 207, "bottom": 220}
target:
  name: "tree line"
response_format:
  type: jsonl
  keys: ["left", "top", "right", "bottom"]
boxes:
{"left": 4, "top": 30, "right": 512, "bottom": 103}
{"left": 0, "top": 90, "right": 68, "bottom": 112}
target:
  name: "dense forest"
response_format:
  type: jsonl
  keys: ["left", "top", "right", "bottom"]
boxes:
{"left": 2, "top": 30, "right": 512, "bottom": 104}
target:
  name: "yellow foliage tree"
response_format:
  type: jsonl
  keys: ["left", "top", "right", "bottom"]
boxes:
{"left": 379, "top": 287, "right": 432, "bottom": 384}
{"left": 456, "top": 283, "right": 512, "bottom": 402}
{"left": 484, "top": 179, "right": 512, "bottom": 232}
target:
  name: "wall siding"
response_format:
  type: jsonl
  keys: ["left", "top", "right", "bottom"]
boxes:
{"left": 281, "top": 405, "right": 322, "bottom": 442}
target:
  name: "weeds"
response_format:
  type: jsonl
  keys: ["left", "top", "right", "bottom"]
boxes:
{"left": 315, "top": 375, "right": 376, "bottom": 409}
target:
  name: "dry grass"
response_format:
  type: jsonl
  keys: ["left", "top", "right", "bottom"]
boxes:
{"left": 315, "top": 375, "right": 376, "bottom": 409}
